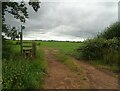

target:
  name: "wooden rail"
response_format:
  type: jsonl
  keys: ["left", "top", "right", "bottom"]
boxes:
{"left": 22, "top": 41, "right": 32, "bottom": 59}
{"left": 23, "top": 45, "right": 32, "bottom": 47}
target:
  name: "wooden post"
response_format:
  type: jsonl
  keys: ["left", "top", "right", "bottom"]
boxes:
{"left": 20, "top": 25, "right": 23, "bottom": 56}
{"left": 32, "top": 41, "right": 36, "bottom": 59}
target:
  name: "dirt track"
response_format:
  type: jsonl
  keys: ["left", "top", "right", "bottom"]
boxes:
{"left": 75, "top": 59, "right": 118, "bottom": 89}
{"left": 43, "top": 48, "right": 118, "bottom": 89}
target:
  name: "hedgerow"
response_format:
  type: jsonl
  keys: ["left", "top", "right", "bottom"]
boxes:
{"left": 75, "top": 22, "right": 120, "bottom": 72}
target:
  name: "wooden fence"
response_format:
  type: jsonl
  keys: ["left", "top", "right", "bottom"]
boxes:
{"left": 22, "top": 41, "right": 36, "bottom": 59}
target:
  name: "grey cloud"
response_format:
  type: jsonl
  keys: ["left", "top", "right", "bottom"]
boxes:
{"left": 5, "top": 1, "right": 118, "bottom": 41}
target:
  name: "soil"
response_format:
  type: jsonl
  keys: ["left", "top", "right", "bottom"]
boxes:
{"left": 43, "top": 48, "right": 118, "bottom": 89}
{"left": 75, "top": 58, "right": 118, "bottom": 89}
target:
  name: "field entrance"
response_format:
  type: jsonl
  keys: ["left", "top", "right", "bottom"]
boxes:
{"left": 43, "top": 48, "right": 89, "bottom": 89}
{"left": 39, "top": 42, "right": 118, "bottom": 89}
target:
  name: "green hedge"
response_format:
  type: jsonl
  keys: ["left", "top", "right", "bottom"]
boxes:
{"left": 76, "top": 37, "right": 119, "bottom": 65}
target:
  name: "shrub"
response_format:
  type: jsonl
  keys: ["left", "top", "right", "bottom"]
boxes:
{"left": 76, "top": 37, "right": 119, "bottom": 66}
{"left": 98, "top": 22, "right": 120, "bottom": 39}
{"left": 77, "top": 38, "right": 105, "bottom": 60}
{"left": 76, "top": 21, "right": 120, "bottom": 66}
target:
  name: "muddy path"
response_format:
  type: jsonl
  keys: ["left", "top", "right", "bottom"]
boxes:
{"left": 74, "top": 58, "right": 118, "bottom": 89}
{"left": 43, "top": 48, "right": 89, "bottom": 89}
{"left": 43, "top": 48, "right": 118, "bottom": 89}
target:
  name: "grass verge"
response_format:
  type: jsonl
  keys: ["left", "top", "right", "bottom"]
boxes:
{"left": 89, "top": 60, "right": 119, "bottom": 74}
{"left": 2, "top": 43, "right": 47, "bottom": 89}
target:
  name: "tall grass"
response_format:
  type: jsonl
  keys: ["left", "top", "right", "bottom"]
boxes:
{"left": 2, "top": 41, "right": 47, "bottom": 89}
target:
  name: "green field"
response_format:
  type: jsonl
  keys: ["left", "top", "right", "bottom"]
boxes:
{"left": 39, "top": 41, "right": 83, "bottom": 54}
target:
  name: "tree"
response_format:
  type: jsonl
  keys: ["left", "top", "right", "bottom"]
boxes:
{"left": 98, "top": 22, "right": 120, "bottom": 39}
{"left": 9, "top": 27, "right": 17, "bottom": 40}
{"left": 2, "top": 1, "right": 40, "bottom": 38}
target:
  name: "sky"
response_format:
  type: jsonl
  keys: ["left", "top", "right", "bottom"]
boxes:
{"left": 5, "top": 0, "right": 119, "bottom": 41}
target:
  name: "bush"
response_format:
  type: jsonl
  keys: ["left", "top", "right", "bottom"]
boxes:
{"left": 77, "top": 38, "right": 105, "bottom": 60}
{"left": 76, "top": 37, "right": 119, "bottom": 66}
{"left": 98, "top": 22, "right": 120, "bottom": 39}
{"left": 103, "top": 38, "right": 119, "bottom": 65}
{"left": 75, "top": 21, "right": 120, "bottom": 67}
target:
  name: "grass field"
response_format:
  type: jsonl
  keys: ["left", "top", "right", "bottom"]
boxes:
{"left": 38, "top": 41, "right": 83, "bottom": 54}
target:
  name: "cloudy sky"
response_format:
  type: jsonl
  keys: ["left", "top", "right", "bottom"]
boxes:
{"left": 5, "top": 0, "right": 119, "bottom": 41}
